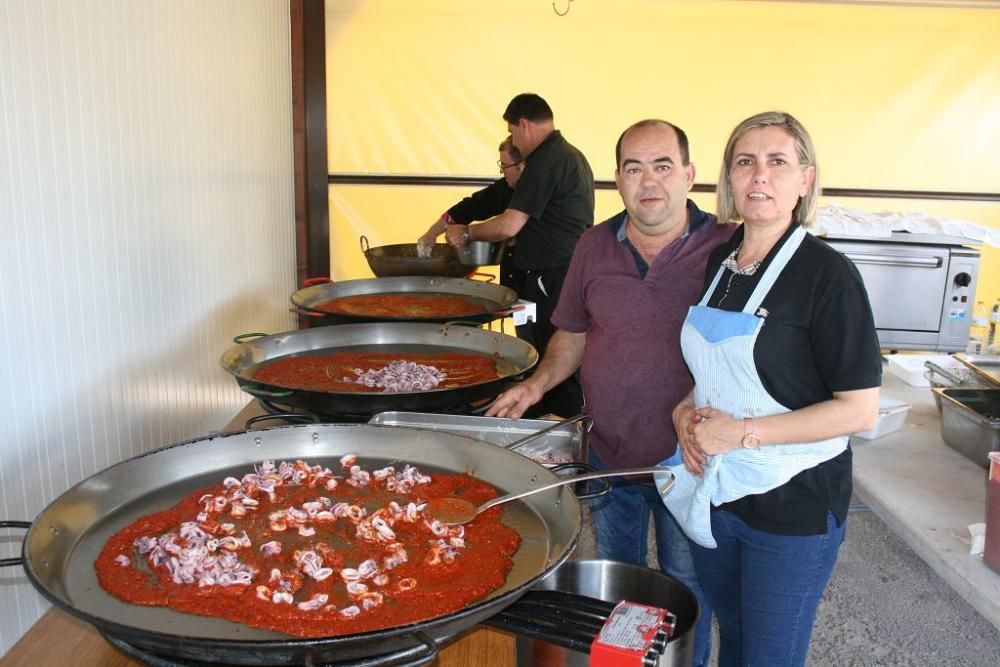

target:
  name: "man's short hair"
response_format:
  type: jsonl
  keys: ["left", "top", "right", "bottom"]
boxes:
{"left": 503, "top": 93, "right": 554, "bottom": 124}
{"left": 615, "top": 119, "right": 690, "bottom": 167}
{"left": 498, "top": 136, "right": 524, "bottom": 163}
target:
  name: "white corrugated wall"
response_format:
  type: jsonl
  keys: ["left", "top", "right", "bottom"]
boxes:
{"left": 0, "top": 0, "right": 296, "bottom": 654}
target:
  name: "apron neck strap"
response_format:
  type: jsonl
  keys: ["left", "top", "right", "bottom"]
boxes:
{"left": 743, "top": 226, "right": 806, "bottom": 314}
{"left": 699, "top": 226, "right": 808, "bottom": 312}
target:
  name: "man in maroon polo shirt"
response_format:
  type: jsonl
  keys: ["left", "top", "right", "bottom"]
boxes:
{"left": 487, "top": 119, "right": 735, "bottom": 667}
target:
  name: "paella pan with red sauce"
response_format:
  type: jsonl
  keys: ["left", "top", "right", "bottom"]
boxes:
{"left": 95, "top": 456, "right": 520, "bottom": 637}
{"left": 313, "top": 293, "right": 488, "bottom": 319}
{"left": 251, "top": 351, "right": 500, "bottom": 394}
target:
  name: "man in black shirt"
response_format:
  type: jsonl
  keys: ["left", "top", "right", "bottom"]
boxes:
{"left": 418, "top": 137, "right": 525, "bottom": 293}
{"left": 446, "top": 93, "right": 595, "bottom": 417}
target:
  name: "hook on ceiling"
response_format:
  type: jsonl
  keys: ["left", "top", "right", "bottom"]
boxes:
{"left": 553, "top": 0, "right": 573, "bottom": 17}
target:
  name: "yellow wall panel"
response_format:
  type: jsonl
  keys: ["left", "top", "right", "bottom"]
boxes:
{"left": 326, "top": 0, "right": 1000, "bottom": 190}
{"left": 326, "top": 0, "right": 1000, "bottom": 304}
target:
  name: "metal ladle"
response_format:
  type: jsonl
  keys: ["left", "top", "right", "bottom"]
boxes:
{"left": 424, "top": 466, "right": 676, "bottom": 525}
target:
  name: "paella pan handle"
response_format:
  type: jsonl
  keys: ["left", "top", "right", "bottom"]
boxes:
{"left": 443, "top": 320, "right": 485, "bottom": 328}
{"left": 0, "top": 521, "right": 31, "bottom": 567}
{"left": 232, "top": 332, "right": 268, "bottom": 344}
{"left": 493, "top": 304, "right": 526, "bottom": 317}
{"left": 303, "top": 276, "right": 333, "bottom": 286}
{"left": 360, "top": 234, "right": 371, "bottom": 254}
{"left": 239, "top": 383, "right": 293, "bottom": 398}
{"left": 245, "top": 412, "right": 320, "bottom": 428}
{"left": 289, "top": 305, "right": 328, "bottom": 319}
{"left": 351, "top": 631, "right": 439, "bottom": 667}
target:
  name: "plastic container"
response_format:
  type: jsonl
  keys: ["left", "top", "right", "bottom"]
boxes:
{"left": 853, "top": 398, "right": 911, "bottom": 440}
{"left": 989, "top": 299, "right": 1000, "bottom": 348}
{"left": 985, "top": 452, "right": 1000, "bottom": 575}
{"left": 885, "top": 354, "right": 963, "bottom": 388}
{"left": 968, "top": 301, "right": 989, "bottom": 355}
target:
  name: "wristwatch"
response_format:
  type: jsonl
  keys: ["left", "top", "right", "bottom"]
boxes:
{"left": 741, "top": 418, "right": 761, "bottom": 450}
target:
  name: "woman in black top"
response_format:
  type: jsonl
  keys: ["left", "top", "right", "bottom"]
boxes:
{"left": 668, "top": 112, "right": 881, "bottom": 666}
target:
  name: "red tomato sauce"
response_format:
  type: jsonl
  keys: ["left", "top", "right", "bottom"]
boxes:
{"left": 316, "top": 293, "right": 489, "bottom": 318}
{"left": 251, "top": 352, "right": 499, "bottom": 393}
{"left": 95, "top": 463, "right": 521, "bottom": 638}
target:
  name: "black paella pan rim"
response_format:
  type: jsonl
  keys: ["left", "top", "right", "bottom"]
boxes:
{"left": 16, "top": 423, "right": 579, "bottom": 664}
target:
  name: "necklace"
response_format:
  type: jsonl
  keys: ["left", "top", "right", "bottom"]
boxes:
{"left": 718, "top": 243, "right": 762, "bottom": 307}
{"left": 721, "top": 243, "right": 761, "bottom": 276}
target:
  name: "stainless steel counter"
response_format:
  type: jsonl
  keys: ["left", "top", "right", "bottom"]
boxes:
{"left": 852, "top": 369, "right": 1000, "bottom": 629}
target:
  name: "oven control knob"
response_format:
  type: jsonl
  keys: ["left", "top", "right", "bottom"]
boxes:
{"left": 955, "top": 272, "right": 972, "bottom": 287}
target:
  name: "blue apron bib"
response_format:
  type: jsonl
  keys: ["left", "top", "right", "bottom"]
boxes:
{"left": 657, "top": 227, "right": 848, "bottom": 548}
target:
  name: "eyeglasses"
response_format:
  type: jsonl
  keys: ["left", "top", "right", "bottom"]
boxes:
{"left": 498, "top": 159, "right": 524, "bottom": 171}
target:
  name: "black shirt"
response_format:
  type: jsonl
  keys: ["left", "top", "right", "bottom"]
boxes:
{"left": 447, "top": 178, "right": 513, "bottom": 225}
{"left": 702, "top": 223, "right": 882, "bottom": 535}
{"left": 507, "top": 130, "right": 595, "bottom": 271}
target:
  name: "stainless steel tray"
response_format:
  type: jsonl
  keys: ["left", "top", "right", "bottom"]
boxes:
{"left": 932, "top": 387, "right": 1000, "bottom": 469}
{"left": 368, "top": 411, "right": 588, "bottom": 466}
{"left": 952, "top": 353, "right": 1000, "bottom": 388}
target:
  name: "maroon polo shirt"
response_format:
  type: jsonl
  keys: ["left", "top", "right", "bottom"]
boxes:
{"left": 552, "top": 203, "right": 736, "bottom": 468}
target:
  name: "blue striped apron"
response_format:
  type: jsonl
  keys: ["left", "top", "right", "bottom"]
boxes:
{"left": 656, "top": 226, "right": 848, "bottom": 548}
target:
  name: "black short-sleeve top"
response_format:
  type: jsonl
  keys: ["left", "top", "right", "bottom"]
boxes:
{"left": 507, "top": 131, "right": 595, "bottom": 271}
{"left": 447, "top": 178, "right": 513, "bottom": 225}
{"left": 701, "top": 223, "right": 882, "bottom": 535}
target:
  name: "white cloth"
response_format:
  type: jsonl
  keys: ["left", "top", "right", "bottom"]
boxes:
{"left": 814, "top": 203, "right": 1000, "bottom": 247}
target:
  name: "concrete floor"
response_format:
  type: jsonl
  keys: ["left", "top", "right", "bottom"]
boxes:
{"left": 573, "top": 502, "right": 1000, "bottom": 666}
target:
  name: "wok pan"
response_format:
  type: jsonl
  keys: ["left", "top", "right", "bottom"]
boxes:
{"left": 220, "top": 322, "right": 538, "bottom": 416}
{"left": 6, "top": 424, "right": 581, "bottom": 665}
{"left": 361, "top": 235, "right": 469, "bottom": 278}
{"left": 291, "top": 276, "right": 519, "bottom": 326}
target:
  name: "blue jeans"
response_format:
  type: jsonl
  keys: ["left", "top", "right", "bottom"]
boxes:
{"left": 587, "top": 451, "right": 714, "bottom": 667}
{"left": 691, "top": 510, "right": 846, "bottom": 667}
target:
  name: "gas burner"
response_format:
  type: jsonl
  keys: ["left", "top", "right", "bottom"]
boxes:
{"left": 97, "top": 592, "right": 623, "bottom": 666}
{"left": 100, "top": 631, "right": 440, "bottom": 666}
{"left": 251, "top": 398, "right": 370, "bottom": 425}
{"left": 246, "top": 398, "right": 493, "bottom": 429}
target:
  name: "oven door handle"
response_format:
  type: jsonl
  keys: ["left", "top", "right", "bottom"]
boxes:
{"left": 841, "top": 252, "right": 943, "bottom": 268}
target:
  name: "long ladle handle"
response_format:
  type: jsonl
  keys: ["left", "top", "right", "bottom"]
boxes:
{"left": 502, "top": 413, "right": 594, "bottom": 453}
{"left": 479, "top": 466, "right": 675, "bottom": 515}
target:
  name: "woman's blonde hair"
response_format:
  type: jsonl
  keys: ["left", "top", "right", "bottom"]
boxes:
{"left": 716, "top": 111, "right": 820, "bottom": 228}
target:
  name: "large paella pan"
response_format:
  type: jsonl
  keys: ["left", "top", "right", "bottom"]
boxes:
{"left": 220, "top": 322, "right": 538, "bottom": 416}
{"left": 6, "top": 424, "right": 581, "bottom": 665}
{"left": 291, "top": 276, "right": 519, "bottom": 327}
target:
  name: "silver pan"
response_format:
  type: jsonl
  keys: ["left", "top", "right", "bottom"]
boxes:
{"left": 291, "top": 276, "right": 519, "bottom": 326}
{"left": 13, "top": 424, "right": 580, "bottom": 665}
{"left": 220, "top": 322, "right": 538, "bottom": 415}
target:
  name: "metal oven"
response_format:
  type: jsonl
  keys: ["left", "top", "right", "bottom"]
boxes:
{"left": 822, "top": 232, "right": 982, "bottom": 352}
